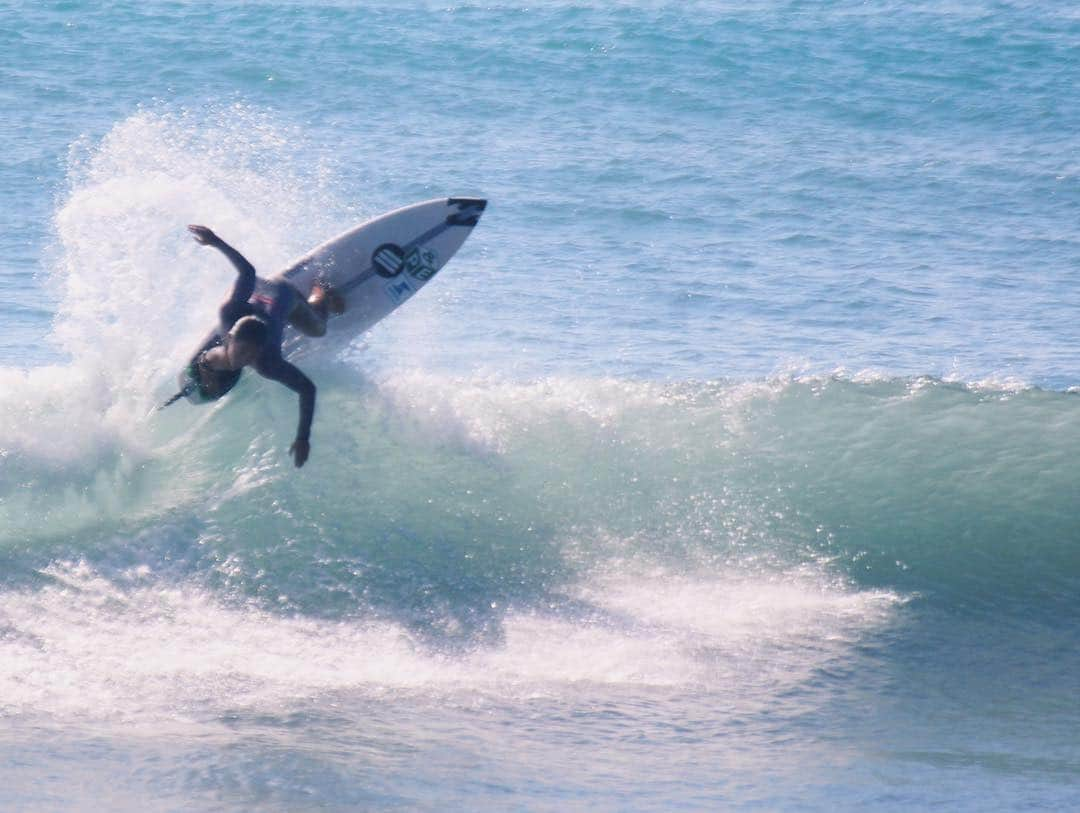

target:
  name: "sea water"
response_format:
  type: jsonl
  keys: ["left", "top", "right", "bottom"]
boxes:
{"left": 1, "top": 2, "right": 1079, "bottom": 810}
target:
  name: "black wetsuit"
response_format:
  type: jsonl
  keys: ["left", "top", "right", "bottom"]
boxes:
{"left": 191, "top": 243, "right": 316, "bottom": 443}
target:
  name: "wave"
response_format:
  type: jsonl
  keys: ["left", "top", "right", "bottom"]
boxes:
{"left": 4, "top": 368, "right": 1078, "bottom": 609}
{"left": 6, "top": 366, "right": 1078, "bottom": 721}
{"left": 3, "top": 107, "right": 1077, "bottom": 725}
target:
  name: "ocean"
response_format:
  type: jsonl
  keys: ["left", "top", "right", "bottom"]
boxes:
{"left": 2, "top": 1, "right": 1079, "bottom": 810}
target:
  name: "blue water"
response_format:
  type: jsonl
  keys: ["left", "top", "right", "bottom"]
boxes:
{"left": 2, "top": 2, "right": 1079, "bottom": 810}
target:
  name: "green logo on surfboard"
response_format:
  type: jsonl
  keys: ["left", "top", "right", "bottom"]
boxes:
{"left": 405, "top": 247, "right": 439, "bottom": 281}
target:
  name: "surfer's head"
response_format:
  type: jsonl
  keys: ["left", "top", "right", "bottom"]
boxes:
{"left": 225, "top": 316, "right": 268, "bottom": 368}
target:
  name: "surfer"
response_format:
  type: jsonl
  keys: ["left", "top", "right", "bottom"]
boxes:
{"left": 170, "top": 225, "right": 345, "bottom": 468}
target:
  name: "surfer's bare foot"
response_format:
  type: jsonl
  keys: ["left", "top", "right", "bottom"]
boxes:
{"left": 309, "top": 284, "right": 345, "bottom": 316}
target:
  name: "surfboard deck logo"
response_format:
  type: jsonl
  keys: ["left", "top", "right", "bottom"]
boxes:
{"left": 373, "top": 244, "right": 405, "bottom": 277}
{"left": 385, "top": 277, "right": 416, "bottom": 304}
{"left": 405, "top": 247, "right": 439, "bottom": 281}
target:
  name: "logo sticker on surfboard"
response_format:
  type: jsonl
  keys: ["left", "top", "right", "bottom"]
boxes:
{"left": 385, "top": 277, "right": 416, "bottom": 304}
{"left": 405, "top": 247, "right": 439, "bottom": 281}
{"left": 373, "top": 244, "right": 405, "bottom": 277}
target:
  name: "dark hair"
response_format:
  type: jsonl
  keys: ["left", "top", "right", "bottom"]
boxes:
{"left": 199, "top": 367, "right": 242, "bottom": 401}
{"left": 231, "top": 315, "right": 269, "bottom": 346}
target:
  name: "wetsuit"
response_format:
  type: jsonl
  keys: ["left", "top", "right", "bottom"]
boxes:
{"left": 187, "top": 243, "right": 316, "bottom": 444}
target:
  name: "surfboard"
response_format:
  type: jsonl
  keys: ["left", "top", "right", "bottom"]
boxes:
{"left": 170, "top": 197, "right": 486, "bottom": 405}
{"left": 279, "top": 196, "right": 487, "bottom": 341}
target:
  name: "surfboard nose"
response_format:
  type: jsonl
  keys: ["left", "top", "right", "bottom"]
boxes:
{"left": 446, "top": 197, "right": 487, "bottom": 227}
{"left": 448, "top": 197, "right": 487, "bottom": 210}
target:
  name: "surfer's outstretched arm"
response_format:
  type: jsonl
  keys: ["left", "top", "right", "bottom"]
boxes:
{"left": 188, "top": 225, "right": 256, "bottom": 307}
{"left": 254, "top": 355, "right": 317, "bottom": 468}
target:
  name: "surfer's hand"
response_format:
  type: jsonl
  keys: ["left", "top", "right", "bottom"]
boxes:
{"left": 187, "top": 225, "right": 220, "bottom": 246}
{"left": 290, "top": 437, "right": 310, "bottom": 468}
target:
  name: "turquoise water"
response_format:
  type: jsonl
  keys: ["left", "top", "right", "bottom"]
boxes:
{"left": 2, "top": 2, "right": 1080, "bottom": 810}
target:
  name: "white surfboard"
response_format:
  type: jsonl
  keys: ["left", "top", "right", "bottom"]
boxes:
{"left": 279, "top": 197, "right": 486, "bottom": 340}
{"left": 170, "top": 197, "right": 486, "bottom": 405}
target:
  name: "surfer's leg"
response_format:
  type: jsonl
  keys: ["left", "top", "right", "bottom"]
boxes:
{"left": 284, "top": 283, "right": 344, "bottom": 338}
{"left": 287, "top": 293, "right": 327, "bottom": 337}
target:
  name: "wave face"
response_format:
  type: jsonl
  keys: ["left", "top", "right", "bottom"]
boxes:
{"left": 4, "top": 367, "right": 1080, "bottom": 813}
{"left": 4, "top": 370, "right": 1077, "bottom": 610}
